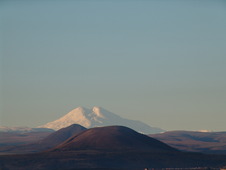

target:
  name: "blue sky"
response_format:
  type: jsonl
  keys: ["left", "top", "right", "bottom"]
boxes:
{"left": 1, "top": 0, "right": 226, "bottom": 131}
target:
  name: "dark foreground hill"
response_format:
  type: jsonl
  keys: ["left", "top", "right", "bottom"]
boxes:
{"left": 38, "top": 124, "right": 86, "bottom": 149}
{"left": 0, "top": 126, "right": 226, "bottom": 170}
{"left": 0, "top": 124, "right": 86, "bottom": 154}
{"left": 150, "top": 131, "right": 226, "bottom": 154}
{"left": 53, "top": 126, "right": 176, "bottom": 152}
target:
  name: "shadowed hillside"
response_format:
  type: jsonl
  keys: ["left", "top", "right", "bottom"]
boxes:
{"left": 38, "top": 124, "right": 86, "bottom": 148}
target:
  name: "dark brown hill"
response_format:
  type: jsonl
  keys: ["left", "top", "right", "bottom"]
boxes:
{"left": 149, "top": 131, "right": 226, "bottom": 154}
{"left": 53, "top": 126, "right": 177, "bottom": 152}
{"left": 38, "top": 124, "right": 86, "bottom": 148}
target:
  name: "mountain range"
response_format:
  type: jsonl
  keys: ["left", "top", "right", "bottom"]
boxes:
{"left": 1, "top": 125, "right": 226, "bottom": 156}
{"left": 38, "top": 106, "right": 163, "bottom": 134}
{"left": 1, "top": 125, "right": 226, "bottom": 170}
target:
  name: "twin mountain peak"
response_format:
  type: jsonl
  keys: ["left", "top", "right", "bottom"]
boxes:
{"left": 38, "top": 106, "right": 164, "bottom": 134}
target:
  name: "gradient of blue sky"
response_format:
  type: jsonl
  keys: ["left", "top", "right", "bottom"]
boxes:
{"left": 1, "top": 0, "right": 226, "bottom": 131}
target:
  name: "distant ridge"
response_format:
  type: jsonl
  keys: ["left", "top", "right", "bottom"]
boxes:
{"left": 38, "top": 106, "right": 164, "bottom": 134}
{"left": 0, "top": 124, "right": 86, "bottom": 154}
{"left": 150, "top": 130, "right": 226, "bottom": 154}
{"left": 0, "top": 126, "right": 54, "bottom": 133}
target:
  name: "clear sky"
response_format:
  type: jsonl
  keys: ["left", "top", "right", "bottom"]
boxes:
{"left": 1, "top": 0, "right": 226, "bottom": 131}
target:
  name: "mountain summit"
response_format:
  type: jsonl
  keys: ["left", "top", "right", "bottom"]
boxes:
{"left": 38, "top": 107, "right": 163, "bottom": 134}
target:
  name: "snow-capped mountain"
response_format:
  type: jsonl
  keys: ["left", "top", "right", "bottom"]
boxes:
{"left": 38, "top": 106, "right": 164, "bottom": 134}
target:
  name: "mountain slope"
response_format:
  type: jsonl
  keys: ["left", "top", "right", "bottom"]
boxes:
{"left": 53, "top": 126, "right": 176, "bottom": 152}
{"left": 38, "top": 106, "right": 163, "bottom": 134}
{"left": 149, "top": 130, "right": 226, "bottom": 154}
{"left": 37, "top": 124, "right": 86, "bottom": 149}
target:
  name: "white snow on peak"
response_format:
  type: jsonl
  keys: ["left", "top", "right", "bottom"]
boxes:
{"left": 38, "top": 106, "right": 164, "bottom": 134}
{"left": 197, "top": 130, "right": 212, "bottom": 133}
{"left": 38, "top": 107, "right": 91, "bottom": 130}
{"left": 92, "top": 106, "right": 104, "bottom": 118}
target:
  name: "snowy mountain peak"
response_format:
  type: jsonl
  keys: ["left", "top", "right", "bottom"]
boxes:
{"left": 92, "top": 106, "right": 104, "bottom": 118}
{"left": 92, "top": 106, "right": 100, "bottom": 112}
{"left": 38, "top": 107, "right": 91, "bottom": 130}
{"left": 66, "top": 107, "right": 86, "bottom": 117}
{"left": 38, "top": 106, "right": 164, "bottom": 134}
